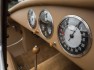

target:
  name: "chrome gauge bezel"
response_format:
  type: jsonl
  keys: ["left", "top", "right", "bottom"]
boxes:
{"left": 28, "top": 9, "right": 36, "bottom": 29}
{"left": 58, "top": 15, "right": 92, "bottom": 57}
{"left": 39, "top": 9, "right": 54, "bottom": 39}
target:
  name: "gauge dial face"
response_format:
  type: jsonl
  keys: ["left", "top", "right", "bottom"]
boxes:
{"left": 58, "top": 15, "right": 91, "bottom": 57}
{"left": 39, "top": 9, "right": 53, "bottom": 38}
{"left": 28, "top": 9, "right": 36, "bottom": 28}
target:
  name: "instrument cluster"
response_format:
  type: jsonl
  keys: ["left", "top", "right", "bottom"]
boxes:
{"left": 28, "top": 9, "right": 92, "bottom": 57}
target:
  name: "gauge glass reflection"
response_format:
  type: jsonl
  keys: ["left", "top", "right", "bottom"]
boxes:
{"left": 39, "top": 9, "right": 53, "bottom": 38}
{"left": 28, "top": 9, "right": 36, "bottom": 28}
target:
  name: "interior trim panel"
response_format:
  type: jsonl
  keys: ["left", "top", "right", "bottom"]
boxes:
{"left": 9, "top": 0, "right": 94, "bottom": 14}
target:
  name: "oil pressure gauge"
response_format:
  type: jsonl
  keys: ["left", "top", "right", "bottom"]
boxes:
{"left": 39, "top": 9, "right": 53, "bottom": 38}
{"left": 28, "top": 9, "right": 36, "bottom": 28}
{"left": 58, "top": 15, "right": 91, "bottom": 57}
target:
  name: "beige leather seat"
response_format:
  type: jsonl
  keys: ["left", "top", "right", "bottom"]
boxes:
{"left": 7, "top": 51, "right": 17, "bottom": 70}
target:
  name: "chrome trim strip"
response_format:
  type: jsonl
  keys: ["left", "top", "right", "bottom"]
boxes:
{"left": 0, "top": 45, "right": 5, "bottom": 70}
{"left": 0, "top": 0, "right": 5, "bottom": 69}
{"left": 7, "top": 37, "right": 23, "bottom": 47}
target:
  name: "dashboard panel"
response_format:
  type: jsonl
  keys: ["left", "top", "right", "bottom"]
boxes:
{"left": 9, "top": 5, "right": 94, "bottom": 70}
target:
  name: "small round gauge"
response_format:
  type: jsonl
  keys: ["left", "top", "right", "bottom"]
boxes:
{"left": 39, "top": 9, "right": 53, "bottom": 38}
{"left": 28, "top": 9, "right": 36, "bottom": 28}
{"left": 58, "top": 15, "right": 91, "bottom": 57}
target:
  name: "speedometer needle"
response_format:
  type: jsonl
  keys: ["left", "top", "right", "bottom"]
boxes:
{"left": 68, "top": 29, "right": 76, "bottom": 41}
{"left": 68, "top": 22, "right": 81, "bottom": 41}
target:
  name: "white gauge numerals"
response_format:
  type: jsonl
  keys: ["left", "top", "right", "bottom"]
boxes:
{"left": 81, "top": 43, "right": 85, "bottom": 47}
{"left": 82, "top": 38, "right": 85, "bottom": 41}
{"left": 58, "top": 15, "right": 91, "bottom": 57}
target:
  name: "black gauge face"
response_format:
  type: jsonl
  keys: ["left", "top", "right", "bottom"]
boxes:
{"left": 28, "top": 9, "right": 36, "bottom": 28}
{"left": 58, "top": 15, "right": 91, "bottom": 57}
{"left": 39, "top": 9, "right": 53, "bottom": 38}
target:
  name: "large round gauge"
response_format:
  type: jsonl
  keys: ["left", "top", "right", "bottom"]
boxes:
{"left": 58, "top": 15, "right": 91, "bottom": 57}
{"left": 39, "top": 9, "right": 53, "bottom": 38}
{"left": 28, "top": 9, "right": 36, "bottom": 28}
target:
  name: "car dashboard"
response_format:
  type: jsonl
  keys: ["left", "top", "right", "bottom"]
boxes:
{"left": 8, "top": 0, "right": 94, "bottom": 70}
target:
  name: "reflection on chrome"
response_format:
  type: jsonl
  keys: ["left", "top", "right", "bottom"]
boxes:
{"left": 0, "top": 45, "right": 5, "bottom": 70}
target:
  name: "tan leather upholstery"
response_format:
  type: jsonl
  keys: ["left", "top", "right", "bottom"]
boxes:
{"left": 7, "top": 51, "right": 17, "bottom": 70}
{"left": 30, "top": 53, "right": 81, "bottom": 70}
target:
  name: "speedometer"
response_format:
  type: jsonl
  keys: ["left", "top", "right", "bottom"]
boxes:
{"left": 58, "top": 15, "right": 91, "bottom": 57}
{"left": 39, "top": 9, "right": 53, "bottom": 38}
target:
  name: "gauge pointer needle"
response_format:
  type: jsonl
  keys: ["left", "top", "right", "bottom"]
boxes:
{"left": 76, "top": 21, "right": 81, "bottom": 28}
{"left": 68, "top": 30, "right": 76, "bottom": 41}
{"left": 68, "top": 22, "right": 81, "bottom": 41}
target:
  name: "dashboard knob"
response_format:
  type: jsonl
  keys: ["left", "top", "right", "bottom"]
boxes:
{"left": 50, "top": 42, "right": 56, "bottom": 47}
{"left": 33, "top": 30, "right": 39, "bottom": 34}
{"left": 32, "top": 45, "right": 40, "bottom": 54}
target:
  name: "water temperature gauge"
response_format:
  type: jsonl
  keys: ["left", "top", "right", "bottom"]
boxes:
{"left": 39, "top": 9, "right": 53, "bottom": 38}
{"left": 58, "top": 15, "right": 91, "bottom": 57}
{"left": 28, "top": 9, "right": 36, "bottom": 28}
